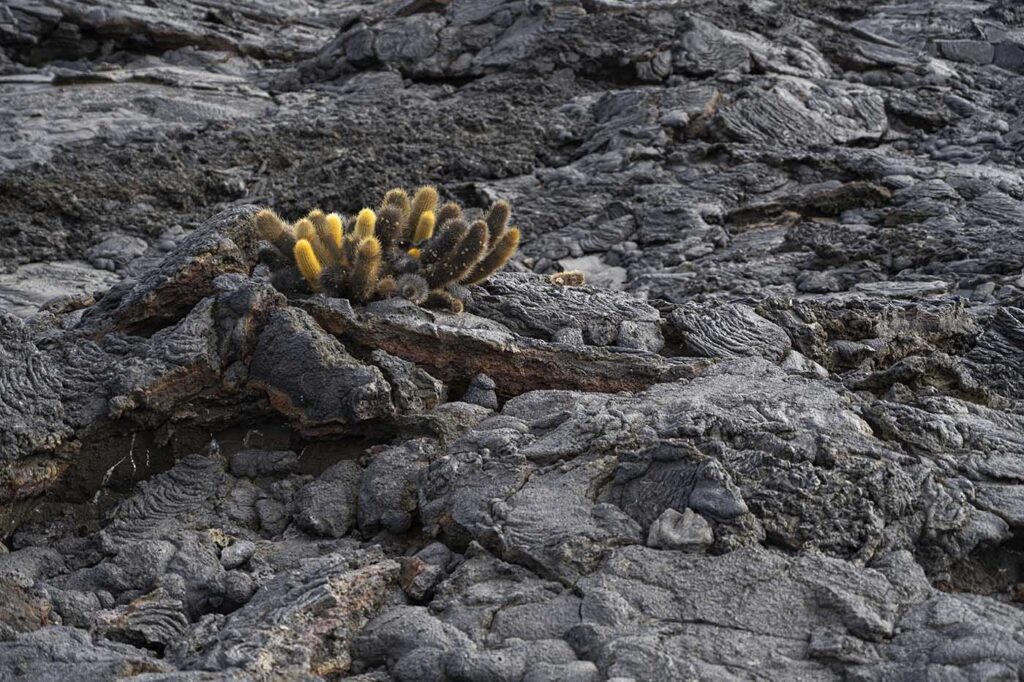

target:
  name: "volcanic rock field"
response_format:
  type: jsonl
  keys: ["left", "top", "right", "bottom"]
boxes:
{"left": 3, "top": 0, "right": 1024, "bottom": 679}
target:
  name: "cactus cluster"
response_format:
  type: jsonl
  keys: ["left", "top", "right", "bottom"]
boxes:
{"left": 255, "top": 186, "right": 520, "bottom": 313}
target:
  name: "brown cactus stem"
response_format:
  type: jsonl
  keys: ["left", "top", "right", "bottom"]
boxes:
{"left": 382, "top": 188, "right": 411, "bottom": 216}
{"left": 255, "top": 208, "right": 296, "bottom": 260}
{"left": 376, "top": 205, "right": 404, "bottom": 250}
{"left": 436, "top": 202, "right": 462, "bottom": 230}
{"left": 376, "top": 275, "right": 397, "bottom": 298}
{"left": 395, "top": 273, "right": 429, "bottom": 304}
{"left": 464, "top": 227, "right": 521, "bottom": 285}
{"left": 350, "top": 237, "right": 382, "bottom": 302}
{"left": 426, "top": 220, "right": 487, "bottom": 289}
{"left": 423, "top": 289, "right": 464, "bottom": 314}
{"left": 484, "top": 200, "right": 511, "bottom": 247}
{"left": 549, "top": 270, "right": 586, "bottom": 287}
{"left": 419, "top": 219, "right": 468, "bottom": 265}
{"left": 320, "top": 264, "right": 346, "bottom": 296}
{"left": 341, "top": 234, "right": 359, "bottom": 269}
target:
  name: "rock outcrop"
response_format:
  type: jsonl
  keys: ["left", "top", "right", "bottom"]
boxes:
{"left": 3, "top": 0, "right": 1024, "bottom": 680}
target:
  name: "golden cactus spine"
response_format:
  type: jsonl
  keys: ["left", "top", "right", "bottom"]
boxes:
{"left": 294, "top": 239, "right": 323, "bottom": 291}
{"left": 413, "top": 210, "right": 436, "bottom": 243}
{"left": 325, "top": 213, "right": 344, "bottom": 247}
{"left": 306, "top": 209, "right": 328, "bottom": 233}
{"left": 294, "top": 218, "right": 331, "bottom": 265}
{"left": 406, "top": 186, "right": 439, "bottom": 238}
{"left": 312, "top": 210, "right": 343, "bottom": 262}
{"left": 355, "top": 209, "right": 377, "bottom": 241}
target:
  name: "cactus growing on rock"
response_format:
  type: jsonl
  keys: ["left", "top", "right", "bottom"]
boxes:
{"left": 256, "top": 186, "right": 521, "bottom": 311}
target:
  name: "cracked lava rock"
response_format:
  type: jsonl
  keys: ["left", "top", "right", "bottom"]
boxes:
{"left": 3, "top": 0, "right": 1024, "bottom": 680}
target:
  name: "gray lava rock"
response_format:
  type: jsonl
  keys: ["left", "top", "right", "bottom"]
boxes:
{"left": 666, "top": 302, "right": 792, "bottom": 361}
{"left": 359, "top": 440, "right": 438, "bottom": 536}
{"left": 472, "top": 273, "right": 664, "bottom": 352}
{"left": 646, "top": 508, "right": 714, "bottom": 551}
{"left": 0, "top": 626, "right": 168, "bottom": 680}
{"left": 4, "top": 0, "right": 1024, "bottom": 679}
{"left": 293, "top": 459, "right": 362, "bottom": 539}
{"left": 461, "top": 373, "right": 499, "bottom": 410}
{"left": 372, "top": 349, "right": 446, "bottom": 413}
{"left": 228, "top": 450, "right": 300, "bottom": 478}
{"left": 248, "top": 307, "right": 394, "bottom": 427}
{"left": 220, "top": 541, "right": 256, "bottom": 569}
{"left": 86, "top": 233, "right": 149, "bottom": 272}
{"left": 399, "top": 542, "right": 454, "bottom": 602}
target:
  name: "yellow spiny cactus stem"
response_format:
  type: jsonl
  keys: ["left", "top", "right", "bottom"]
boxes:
{"left": 549, "top": 270, "right": 586, "bottom": 287}
{"left": 294, "top": 239, "right": 323, "bottom": 291}
{"left": 464, "top": 227, "right": 521, "bottom": 285}
{"left": 427, "top": 220, "right": 487, "bottom": 289}
{"left": 325, "top": 213, "right": 344, "bottom": 247}
{"left": 350, "top": 236, "right": 382, "bottom": 302}
{"left": 407, "top": 185, "right": 439, "bottom": 237}
{"left": 382, "top": 188, "right": 411, "bottom": 215}
{"left": 413, "top": 210, "right": 435, "bottom": 243}
{"left": 310, "top": 209, "right": 343, "bottom": 262}
{"left": 408, "top": 247, "right": 422, "bottom": 259}
{"left": 355, "top": 209, "right": 377, "bottom": 241}
{"left": 295, "top": 218, "right": 331, "bottom": 265}
{"left": 359, "top": 235, "right": 382, "bottom": 259}
{"left": 436, "top": 202, "right": 462, "bottom": 230}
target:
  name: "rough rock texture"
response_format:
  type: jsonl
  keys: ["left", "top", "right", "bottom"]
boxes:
{"left": 4, "top": 0, "right": 1024, "bottom": 680}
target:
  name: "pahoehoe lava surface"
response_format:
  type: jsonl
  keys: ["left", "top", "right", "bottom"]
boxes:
{"left": 3, "top": 0, "right": 1024, "bottom": 680}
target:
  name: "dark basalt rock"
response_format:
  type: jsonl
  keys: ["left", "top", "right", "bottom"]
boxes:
{"left": 5, "top": 0, "right": 1024, "bottom": 679}
{"left": 248, "top": 307, "right": 395, "bottom": 427}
